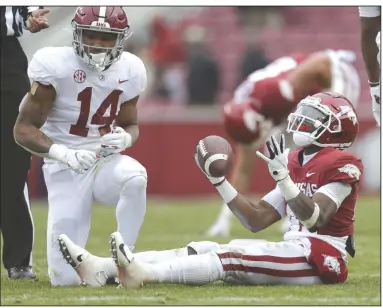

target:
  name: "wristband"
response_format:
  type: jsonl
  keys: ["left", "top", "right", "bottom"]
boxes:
{"left": 302, "top": 203, "right": 320, "bottom": 229}
{"left": 215, "top": 180, "right": 238, "bottom": 204}
{"left": 48, "top": 144, "right": 68, "bottom": 163}
{"left": 277, "top": 176, "right": 301, "bottom": 201}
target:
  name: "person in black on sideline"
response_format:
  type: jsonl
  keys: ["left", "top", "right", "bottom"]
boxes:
{"left": 1, "top": 6, "right": 49, "bottom": 280}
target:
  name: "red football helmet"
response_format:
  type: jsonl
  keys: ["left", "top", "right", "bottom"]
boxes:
{"left": 223, "top": 101, "right": 272, "bottom": 144}
{"left": 72, "top": 7, "right": 132, "bottom": 70}
{"left": 286, "top": 92, "right": 359, "bottom": 149}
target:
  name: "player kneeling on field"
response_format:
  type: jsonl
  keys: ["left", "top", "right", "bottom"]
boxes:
{"left": 58, "top": 92, "right": 363, "bottom": 287}
{"left": 14, "top": 6, "right": 148, "bottom": 286}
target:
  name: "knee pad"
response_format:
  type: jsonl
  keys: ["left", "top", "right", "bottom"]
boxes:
{"left": 118, "top": 159, "right": 147, "bottom": 184}
{"left": 121, "top": 174, "right": 147, "bottom": 195}
{"left": 186, "top": 241, "right": 220, "bottom": 255}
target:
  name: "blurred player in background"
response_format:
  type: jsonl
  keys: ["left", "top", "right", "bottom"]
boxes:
{"left": 13, "top": 6, "right": 148, "bottom": 286}
{"left": 358, "top": 6, "right": 381, "bottom": 126}
{"left": 57, "top": 92, "right": 363, "bottom": 287}
{"left": 206, "top": 49, "right": 360, "bottom": 237}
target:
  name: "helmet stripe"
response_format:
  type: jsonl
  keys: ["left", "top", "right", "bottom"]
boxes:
{"left": 98, "top": 6, "right": 106, "bottom": 23}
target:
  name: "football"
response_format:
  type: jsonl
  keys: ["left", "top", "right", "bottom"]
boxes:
{"left": 196, "top": 135, "right": 234, "bottom": 177}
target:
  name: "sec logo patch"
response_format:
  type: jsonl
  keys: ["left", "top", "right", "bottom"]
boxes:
{"left": 74, "top": 70, "right": 86, "bottom": 83}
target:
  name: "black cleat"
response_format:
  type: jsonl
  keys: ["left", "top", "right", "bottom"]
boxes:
{"left": 7, "top": 267, "right": 37, "bottom": 280}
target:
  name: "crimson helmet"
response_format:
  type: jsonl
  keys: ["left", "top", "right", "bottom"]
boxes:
{"left": 286, "top": 92, "right": 359, "bottom": 149}
{"left": 72, "top": 6, "right": 132, "bottom": 71}
{"left": 223, "top": 101, "right": 272, "bottom": 144}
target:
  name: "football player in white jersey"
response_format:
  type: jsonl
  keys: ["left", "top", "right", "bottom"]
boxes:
{"left": 358, "top": 6, "right": 381, "bottom": 126}
{"left": 14, "top": 6, "right": 148, "bottom": 286}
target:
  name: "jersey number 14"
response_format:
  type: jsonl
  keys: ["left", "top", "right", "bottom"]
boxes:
{"left": 70, "top": 87, "right": 123, "bottom": 137}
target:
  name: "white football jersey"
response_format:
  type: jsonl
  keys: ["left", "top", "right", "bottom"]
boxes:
{"left": 28, "top": 46, "right": 147, "bottom": 157}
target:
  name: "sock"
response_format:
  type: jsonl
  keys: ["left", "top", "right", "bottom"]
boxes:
{"left": 98, "top": 257, "right": 118, "bottom": 279}
{"left": 134, "top": 247, "right": 188, "bottom": 264}
{"left": 144, "top": 253, "right": 224, "bottom": 285}
{"left": 116, "top": 176, "right": 147, "bottom": 248}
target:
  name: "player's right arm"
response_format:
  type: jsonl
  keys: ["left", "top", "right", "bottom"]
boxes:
{"left": 224, "top": 184, "right": 284, "bottom": 232}
{"left": 14, "top": 48, "right": 97, "bottom": 173}
{"left": 14, "top": 81, "right": 56, "bottom": 154}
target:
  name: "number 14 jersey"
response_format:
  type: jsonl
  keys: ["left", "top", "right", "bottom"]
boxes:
{"left": 27, "top": 46, "right": 147, "bottom": 159}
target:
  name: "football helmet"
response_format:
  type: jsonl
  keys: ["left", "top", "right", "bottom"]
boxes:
{"left": 72, "top": 6, "right": 132, "bottom": 71}
{"left": 223, "top": 101, "right": 271, "bottom": 145}
{"left": 286, "top": 92, "right": 359, "bottom": 149}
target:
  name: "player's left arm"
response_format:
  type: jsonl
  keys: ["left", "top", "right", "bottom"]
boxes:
{"left": 116, "top": 95, "right": 140, "bottom": 145}
{"left": 283, "top": 183, "right": 352, "bottom": 232}
{"left": 100, "top": 57, "right": 147, "bottom": 153}
{"left": 257, "top": 135, "right": 362, "bottom": 232}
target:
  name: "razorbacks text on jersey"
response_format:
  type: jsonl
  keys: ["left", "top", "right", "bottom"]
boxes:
{"left": 27, "top": 46, "right": 147, "bottom": 160}
{"left": 285, "top": 147, "right": 363, "bottom": 256}
{"left": 233, "top": 50, "right": 360, "bottom": 126}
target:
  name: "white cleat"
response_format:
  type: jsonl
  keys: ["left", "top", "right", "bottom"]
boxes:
{"left": 110, "top": 232, "right": 147, "bottom": 289}
{"left": 205, "top": 221, "right": 231, "bottom": 237}
{"left": 58, "top": 234, "right": 109, "bottom": 287}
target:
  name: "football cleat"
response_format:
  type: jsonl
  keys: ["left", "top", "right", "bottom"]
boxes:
{"left": 58, "top": 234, "right": 108, "bottom": 287}
{"left": 110, "top": 232, "right": 146, "bottom": 288}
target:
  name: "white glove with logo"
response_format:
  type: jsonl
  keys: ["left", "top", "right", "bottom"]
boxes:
{"left": 194, "top": 145, "right": 225, "bottom": 186}
{"left": 370, "top": 84, "right": 381, "bottom": 127}
{"left": 256, "top": 134, "right": 290, "bottom": 182}
{"left": 100, "top": 127, "right": 132, "bottom": 156}
{"left": 49, "top": 144, "right": 98, "bottom": 174}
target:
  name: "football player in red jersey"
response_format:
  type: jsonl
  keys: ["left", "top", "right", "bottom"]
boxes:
{"left": 206, "top": 49, "right": 361, "bottom": 237}
{"left": 58, "top": 92, "right": 363, "bottom": 287}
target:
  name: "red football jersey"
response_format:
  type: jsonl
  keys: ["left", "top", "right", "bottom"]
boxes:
{"left": 234, "top": 53, "right": 320, "bottom": 125}
{"left": 288, "top": 147, "right": 364, "bottom": 238}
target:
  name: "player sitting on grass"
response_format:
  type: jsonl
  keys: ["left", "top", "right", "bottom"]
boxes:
{"left": 58, "top": 92, "right": 363, "bottom": 287}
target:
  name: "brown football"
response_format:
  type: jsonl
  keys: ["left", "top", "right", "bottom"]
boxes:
{"left": 196, "top": 135, "right": 234, "bottom": 177}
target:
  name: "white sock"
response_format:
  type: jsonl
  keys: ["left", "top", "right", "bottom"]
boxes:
{"left": 144, "top": 253, "right": 224, "bottom": 285}
{"left": 116, "top": 176, "right": 147, "bottom": 249}
{"left": 97, "top": 257, "right": 118, "bottom": 279}
{"left": 134, "top": 247, "right": 188, "bottom": 264}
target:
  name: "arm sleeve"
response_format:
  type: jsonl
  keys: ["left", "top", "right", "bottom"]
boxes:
{"left": 358, "top": 6, "right": 381, "bottom": 18}
{"left": 261, "top": 185, "right": 286, "bottom": 217}
{"left": 315, "top": 182, "right": 352, "bottom": 209}
{"left": 28, "top": 49, "right": 59, "bottom": 93}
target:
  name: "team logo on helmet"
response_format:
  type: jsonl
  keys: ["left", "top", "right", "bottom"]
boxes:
{"left": 339, "top": 105, "right": 357, "bottom": 126}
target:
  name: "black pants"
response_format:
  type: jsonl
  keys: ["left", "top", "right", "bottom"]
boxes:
{"left": 1, "top": 36, "right": 34, "bottom": 269}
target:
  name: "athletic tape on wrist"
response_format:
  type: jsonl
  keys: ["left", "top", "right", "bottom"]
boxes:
{"left": 277, "top": 176, "right": 300, "bottom": 201}
{"left": 215, "top": 180, "right": 238, "bottom": 204}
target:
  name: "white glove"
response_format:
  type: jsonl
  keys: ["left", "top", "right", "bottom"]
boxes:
{"left": 194, "top": 145, "right": 225, "bottom": 186}
{"left": 256, "top": 134, "right": 290, "bottom": 182}
{"left": 370, "top": 84, "right": 381, "bottom": 127}
{"left": 100, "top": 127, "right": 132, "bottom": 156}
{"left": 49, "top": 144, "right": 98, "bottom": 174}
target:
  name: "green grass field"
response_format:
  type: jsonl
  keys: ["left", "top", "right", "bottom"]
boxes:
{"left": 1, "top": 196, "right": 381, "bottom": 305}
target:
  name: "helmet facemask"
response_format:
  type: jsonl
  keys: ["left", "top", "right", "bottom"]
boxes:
{"left": 287, "top": 96, "right": 342, "bottom": 147}
{"left": 72, "top": 21, "right": 132, "bottom": 71}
